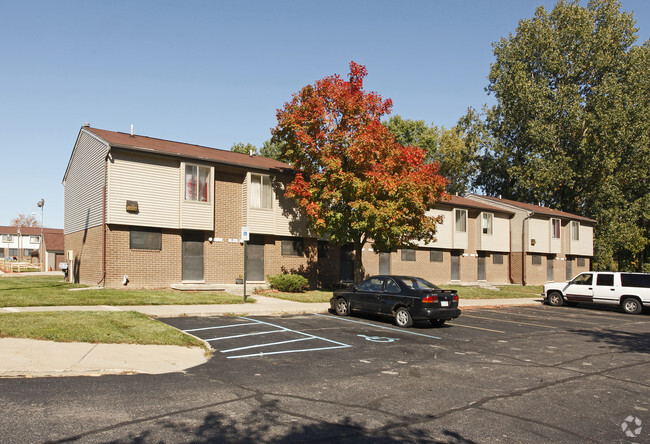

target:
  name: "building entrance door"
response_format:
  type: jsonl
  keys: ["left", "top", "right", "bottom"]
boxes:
{"left": 379, "top": 252, "right": 391, "bottom": 275}
{"left": 451, "top": 251, "right": 461, "bottom": 280}
{"left": 182, "top": 231, "right": 204, "bottom": 281}
{"left": 246, "top": 235, "right": 265, "bottom": 281}
{"left": 477, "top": 252, "right": 486, "bottom": 281}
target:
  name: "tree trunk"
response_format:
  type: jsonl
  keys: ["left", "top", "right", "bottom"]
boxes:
{"left": 353, "top": 240, "right": 365, "bottom": 283}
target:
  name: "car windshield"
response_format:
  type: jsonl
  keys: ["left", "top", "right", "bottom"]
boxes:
{"left": 400, "top": 277, "right": 440, "bottom": 290}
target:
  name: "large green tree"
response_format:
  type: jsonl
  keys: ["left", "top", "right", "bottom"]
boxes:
{"left": 384, "top": 115, "right": 480, "bottom": 195}
{"left": 478, "top": 0, "right": 649, "bottom": 271}
{"left": 272, "top": 62, "right": 448, "bottom": 281}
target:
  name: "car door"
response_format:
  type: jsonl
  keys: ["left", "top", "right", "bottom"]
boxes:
{"left": 350, "top": 277, "right": 384, "bottom": 312}
{"left": 379, "top": 277, "right": 403, "bottom": 315}
{"left": 592, "top": 273, "right": 617, "bottom": 305}
{"left": 564, "top": 273, "right": 594, "bottom": 303}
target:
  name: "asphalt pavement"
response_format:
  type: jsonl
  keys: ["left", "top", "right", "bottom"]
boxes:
{"left": 0, "top": 294, "right": 541, "bottom": 378}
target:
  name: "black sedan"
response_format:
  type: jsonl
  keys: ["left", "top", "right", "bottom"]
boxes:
{"left": 330, "top": 275, "right": 461, "bottom": 328}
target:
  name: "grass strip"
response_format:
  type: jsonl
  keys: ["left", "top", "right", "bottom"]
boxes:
{"left": 257, "top": 284, "right": 543, "bottom": 302}
{"left": 0, "top": 276, "right": 254, "bottom": 307}
{"left": 0, "top": 311, "right": 207, "bottom": 348}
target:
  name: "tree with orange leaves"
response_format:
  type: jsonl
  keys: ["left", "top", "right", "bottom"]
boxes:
{"left": 272, "top": 62, "right": 448, "bottom": 282}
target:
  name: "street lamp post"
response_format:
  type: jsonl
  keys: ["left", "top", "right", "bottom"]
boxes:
{"left": 37, "top": 198, "right": 45, "bottom": 271}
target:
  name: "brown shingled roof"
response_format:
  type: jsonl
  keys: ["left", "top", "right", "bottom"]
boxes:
{"left": 437, "top": 195, "right": 515, "bottom": 215}
{"left": 86, "top": 127, "right": 293, "bottom": 173}
{"left": 473, "top": 195, "right": 596, "bottom": 223}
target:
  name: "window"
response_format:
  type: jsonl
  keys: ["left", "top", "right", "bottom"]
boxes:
{"left": 385, "top": 278, "right": 401, "bottom": 293}
{"left": 455, "top": 209, "right": 467, "bottom": 233}
{"left": 577, "top": 257, "right": 586, "bottom": 267}
{"left": 430, "top": 250, "right": 443, "bottom": 262}
{"left": 8, "top": 248, "right": 18, "bottom": 257}
{"left": 621, "top": 273, "right": 650, "bottom": 288}
{"left": 596, "top": 274, "right": 614, "bottom": 286}
{"left": 281, "top": 237, "right": 304, "bottom": 256}
{"left": 130, "top": 227, "right": 162, "bottom": 250}
{"left": 185, "top": 165, "right": 210, "bottom": 202}
{"left": 1, "top": 235, "right": 13, "bottom": 242}
{"left": 493, "top": 253, "right": 504, "bottom": 265}
{"left": 30, "top": 235, "right": 40, "bottom": 243}
{"left": 359, "top": 277, "right": 384, "bottom": 292}
{"left": 571, "top": 273, "right": 592, "bottom": 285}
{"left": 571, "top": 221, "right": 580, "bottom": 241}
{"left": 482, "top": 213, "right": 493, "bottom": 235}
{"left": 401, "top": 249, "right": 416, "bottom": 261}
{"left": 532, "top": 254, "right": 542, "bottom": 265}
{"left": 552, "top": 219, "right": 561, "bottom": 239}
{"left": 251, "top": 174, "right": 272, "bottom": 209}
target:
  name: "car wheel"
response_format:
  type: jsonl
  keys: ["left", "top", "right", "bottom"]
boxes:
{"left": 621, "top": 297, "right": 642, "bottom": 314}
{"left": 429, "top": 319, "right": 446, "bottom": 327}
{"left": 394, "top": 307, "right": 413, "bottom": 328}
{"left": 547, "top": 291, "right": 564, "bottom": 307}
{"left": 335, "top": 298, "right": 350, "bottom": 316}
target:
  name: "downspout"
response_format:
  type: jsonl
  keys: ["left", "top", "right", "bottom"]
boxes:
{"left": 522, "top": 213, "right": 533, "bottom": 286}
{"left": 97, "top": 152, "right": 109, "bottom": 286}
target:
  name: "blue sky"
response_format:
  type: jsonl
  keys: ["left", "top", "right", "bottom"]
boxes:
{"left": 1, "top": 0, "right": 648, "bottom": 229}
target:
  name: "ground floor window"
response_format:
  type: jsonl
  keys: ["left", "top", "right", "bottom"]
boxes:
{"left": 282, "top": 237, "right": 304, "bottom": 256}
{"left": 130, "top": 227, "right": 162, "bottom": 250}
{"left": 532, "top": 254, "right": 542, "bottom": 265}
{"left": 430, "top": 250, "right": 443, "bottom": 262}
{"left": 577, "top": 257, "right": 586, "bottom": 267}
{"left": 401, "top": 249, "right": 416, "bottom": 261}
{"left": 493, "top": 253, "right": 504, "bottom": 264}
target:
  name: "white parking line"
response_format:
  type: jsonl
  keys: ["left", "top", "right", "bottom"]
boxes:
{"left": 312, "top": 313, "right": 442, "bottom": 340}
{"left": 194, "top": 316, "right": 352, "bottom": 359}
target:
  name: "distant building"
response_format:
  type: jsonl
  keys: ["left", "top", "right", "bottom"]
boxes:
{"left": 0, "top": 226, "right": 65, "bottom": 271}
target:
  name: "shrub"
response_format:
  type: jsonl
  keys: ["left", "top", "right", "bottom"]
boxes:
{"left": 267, "top": 273, "right": 308, "bottom": 293}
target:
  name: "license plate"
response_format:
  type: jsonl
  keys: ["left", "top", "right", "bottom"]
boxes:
{"left": 440, "top": 301, "right": 449, "bottom": 307}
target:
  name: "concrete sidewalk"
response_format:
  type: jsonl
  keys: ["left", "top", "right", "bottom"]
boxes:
{"left": 0, "top": 296, "right": 542, "bottom": 378}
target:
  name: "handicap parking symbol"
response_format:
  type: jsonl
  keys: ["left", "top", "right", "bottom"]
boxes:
{"left": 358, "top": 334, "right": 400, "bottom": 343}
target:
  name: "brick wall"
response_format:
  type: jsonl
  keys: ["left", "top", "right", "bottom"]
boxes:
{"left": 64, "top": 226, "right": 104, "bottom": 285}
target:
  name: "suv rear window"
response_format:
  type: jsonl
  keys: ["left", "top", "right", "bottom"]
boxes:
{"left": 621, "top": 273, "right": 650, "bottom": 288}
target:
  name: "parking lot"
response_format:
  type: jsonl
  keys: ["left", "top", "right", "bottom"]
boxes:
{"left": 156, "top": 304, "right": 649, "bottom": 442}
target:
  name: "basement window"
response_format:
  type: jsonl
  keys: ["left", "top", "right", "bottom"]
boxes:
{"left": 130, "top": 227, "right": 162, "bottom": 250}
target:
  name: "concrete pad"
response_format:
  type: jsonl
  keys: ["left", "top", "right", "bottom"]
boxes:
{"left": 0, "top": 338, "right": 208, "bottom": 378}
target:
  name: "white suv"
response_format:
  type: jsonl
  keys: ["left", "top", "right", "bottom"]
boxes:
{"left": 543, "top": 272, "right": 650, "bottom": 314}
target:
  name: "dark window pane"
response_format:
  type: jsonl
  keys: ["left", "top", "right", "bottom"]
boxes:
{"left": 281, "top": 238, "right": 304, "bottom": 256}
{"left": 401, "top": 249, "right": 416, "bottom": 261}
{"left": 430, "top": 250, "right": 443, "bottom": 262}
{"left": 130, "top": 227, "right": 162, "bottom": 250}
{"left": 493, "top": 253, "right": 504, "bottom": 265}
{"left": 596, "top": 274, "right": 614, "bottom": 286}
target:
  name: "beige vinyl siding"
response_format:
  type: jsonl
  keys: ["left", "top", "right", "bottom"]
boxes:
{"left": 180, "top": 162, "right": 214, "bottom": 231}
{"left": 420, "top": 208, "right": 453, "bottom": 248}
{"left": 567, "top": 223, "right": 594, "bottom": 256}
{"left": 478, "top": 213, "right": 510, "bottom": 252}
{"left": 246, "top": 173, "right": 308, "bottom": 237}
{"left": 107, "top": 151, "right": 181, "bottom": 229}
{"left": 63, "top": 130, "right": 108, "bottom": 235}
{"left": 527, "top": 217, "right": 549, "bottom": 253}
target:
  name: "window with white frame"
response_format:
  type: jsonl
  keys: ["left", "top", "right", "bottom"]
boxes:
{"left": 30, "top": 236, "right": 40, "bottom": 243}
{"left": 251, "top": 174, "right": 272, "bottom": 209}
{"left": 185, "top": 164, "right": 210, "bottom": 202}
{"left": 482, "top": 213, "right": 493, "bottom": 235}
{"left": 455, "top": 209, "right": 467, "bottom": 233}
{"left": 571, "top": 221, "right": 580, "bottom": 241}
{"left": 2, "top": 235, "right": 13, "bottom": 242}
{"left": 552, "top": 219, "right": 561, "bottom": 239}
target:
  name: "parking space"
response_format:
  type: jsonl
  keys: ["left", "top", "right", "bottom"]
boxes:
{"left": 162, "top": 303, "right": 649, "bottom": 364}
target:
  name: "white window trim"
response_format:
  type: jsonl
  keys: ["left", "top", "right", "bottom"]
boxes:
{"left": 455, "top": 209, "right": 467, "bottom": 233}
{"left": 551, "top": 218, "right": 561, "bottom": 239}
{"left": 482, "top": 213, "right": 493, "bottom": 235}
{"left": 183, "top": 163, "right": 212, "bottom": 203}
{"left": 250, "top": 173, "right": 273, "bottom": 210}
{"left": 571, "top": 221, "right": 580, "bottom": 241}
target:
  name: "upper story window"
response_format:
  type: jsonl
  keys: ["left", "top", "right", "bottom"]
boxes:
{"left": 30, "top": 235, "right": 40, "bottom": 243}
{"left": 251, "top": 174, "right": 272, "bottom": 209}
{"left": 455, "top": 209, "right": 467, "bottom": 233}
{"left": 571, "top": 221, "right": 580, "bottom": 241}
{"left": 482, "top": 213, "right": 493, "bottom": 235}
{"left": 552, "top": 219, "right": 561, "bottom": 239}
{"left": 2, "top": 234, "right": 14, "bottom": 242}
{"left": 185, "top": 165, "right": 210, "bottom": 202}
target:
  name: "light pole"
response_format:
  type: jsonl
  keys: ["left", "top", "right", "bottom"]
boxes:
{"left": 37, "top": 198, "right": 45, "bottom": 271}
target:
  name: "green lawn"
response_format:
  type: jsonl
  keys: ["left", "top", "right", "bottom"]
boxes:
{"left": 258, "top": 284, "right": 543, "bottom": 303}
{"left": 0, "top": 311, "right": 207, "bottom": 348}
{"left": 0, "top": 276, "right": 254, "bottom": 307}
